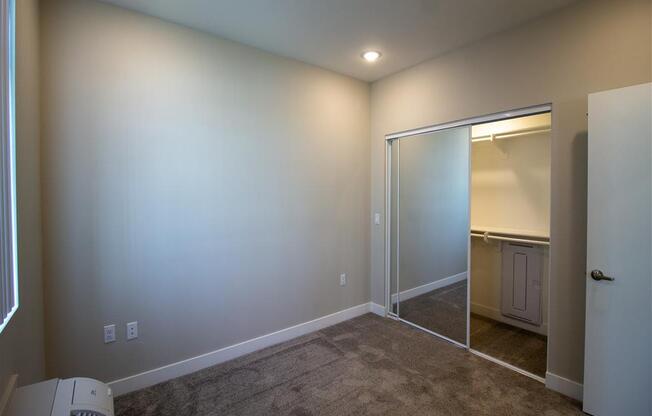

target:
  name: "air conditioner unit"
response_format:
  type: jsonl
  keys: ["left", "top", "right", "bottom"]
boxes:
{"left": 6, "top": 378, "right": 114, "bottom": 416}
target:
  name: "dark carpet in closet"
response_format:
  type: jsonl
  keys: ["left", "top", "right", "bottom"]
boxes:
{"left": 470, "top": 314, "right": 548, "bottom": 378}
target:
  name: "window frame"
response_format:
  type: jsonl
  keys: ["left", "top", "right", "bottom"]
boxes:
{"left": 0, "top": 0, "right": 17, "bottom": 335}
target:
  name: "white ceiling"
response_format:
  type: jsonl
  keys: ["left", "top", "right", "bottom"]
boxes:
{"left": 99, "top": 0, "right": 579, "bottom": 82}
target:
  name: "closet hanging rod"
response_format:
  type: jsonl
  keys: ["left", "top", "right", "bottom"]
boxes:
{"left": 471, "top": 127, "right": 551, "bottom": 143}
{"left": 470, "top": 232, "right": 550, "bottom": 246}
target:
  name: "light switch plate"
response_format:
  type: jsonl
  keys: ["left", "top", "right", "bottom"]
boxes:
{"left": 374, "top": 213, "right": 381, "bottom": 225}
{"left": 339, "top": 273, "right": 347, "bottom": 286}
{"left": 104, "top": 324, "right": 116, "bottom": 343}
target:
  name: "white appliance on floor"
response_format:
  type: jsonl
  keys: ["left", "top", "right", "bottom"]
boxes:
{"left": 6, "top": 378, "right": 114, "bottom": 416}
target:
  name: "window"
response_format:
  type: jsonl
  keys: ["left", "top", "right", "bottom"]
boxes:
{"left": 0, "top": 0, "right": 16, "bottom": 334}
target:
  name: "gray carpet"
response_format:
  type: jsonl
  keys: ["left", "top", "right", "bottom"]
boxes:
{"left": 470, "top": 314, "right": 548, "bottom": 378}
{"left": 115, "top": 314, "right": 582, "bottom": 415}
{"left": 396, "top": 280, "right": 546, "bottom": 378}
{"left": 397, "top": 280, "right": 468, "bottom": 344}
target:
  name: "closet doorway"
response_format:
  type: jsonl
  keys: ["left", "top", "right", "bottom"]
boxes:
{"left": 469, "top": 112, "right": 551, "bottom": 381}
{"left": 385, "top": 105, "right": 552, "bottom": 382}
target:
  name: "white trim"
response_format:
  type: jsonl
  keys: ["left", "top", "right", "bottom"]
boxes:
{"left": 0, "top": 374, "right": 17, "bottom": 416}
{"left": 390, "top": 271, "right": 467, "bottom": 304}
{"left": 471, "top": 302, "right": 548, "bottom": 336}
{"left": 0, "top": 0, "right": 18, "bottom": 336}
{"left": 384, "top": 138, "right": 393, "bottom": 316}
{"left": 466, "top": 125, "right": 471, "bottom": 348}
{"left": 0, "top": 304, "right": 16, "bottom": 334}
{"left": 385, "top": 104, "right": 552, "bottom": 140}
{"left": 545, "top": 371, "right": 583, "bottom": 402}
{"left": 470, "top": 349, "right": 545, "bottom": 383}
{"left": 108, "top": 302, "right": 376, "bottom": 396}
{"left": 369, "top": 302, "right": 385, "bottom": 317}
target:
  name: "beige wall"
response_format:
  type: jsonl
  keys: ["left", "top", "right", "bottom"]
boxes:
{"left": 471, "top": 119, "right": 551, "bottom": 236}
{"left": 40, "top": 0, "right": 370, "bottom": 382}
{"left": 0, "top": 0, "right": 45, "bottom": 390}
{"left": 370, "top": 0, "right": 651, "bottom": 385}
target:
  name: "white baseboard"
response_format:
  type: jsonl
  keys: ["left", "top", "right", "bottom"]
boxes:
{"left": 391, "top": 271, "right": 467, "bottom": 304}
{"left": 545, "top": 371, "right": 583, "bottom": 402}
{"left": 0, "top": 374, "right": 17, "bottom": 416}
{"left": 471, "top": 302, "right": 547, "bottom": 336}
{"left": 369, "top": 302, "right": 385, "bottom": 316}
{"left": 109, "top": 302, "right": 376, "bottom": 396}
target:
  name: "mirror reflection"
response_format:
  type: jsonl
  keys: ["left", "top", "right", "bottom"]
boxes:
{"left": 390, "top": 127, "right": 469, "bottom": 344}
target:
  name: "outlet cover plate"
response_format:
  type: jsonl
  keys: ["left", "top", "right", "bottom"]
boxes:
{"left": 126, "top": 321, "right": 138, "bottom": 340}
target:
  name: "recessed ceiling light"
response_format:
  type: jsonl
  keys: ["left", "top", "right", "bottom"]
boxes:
{"left": 361, "top": 50, "right": 381, "bottom": 63}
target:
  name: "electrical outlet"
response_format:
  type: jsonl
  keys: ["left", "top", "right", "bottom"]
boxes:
{"left": 339, "top": 273, "right": 347, "bottom": 286}
{"left": 374, "top": 213, "right": 381, "bottom": 225}
{"left": 104, "top": 324, "right": 116, "bottom": 343}
{"left": 126, "top": 321, "right": 138, "bottom": 340}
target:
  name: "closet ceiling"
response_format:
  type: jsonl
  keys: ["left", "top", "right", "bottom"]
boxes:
{"left": 99, "top": 0, "right": 579, "bottom": 82}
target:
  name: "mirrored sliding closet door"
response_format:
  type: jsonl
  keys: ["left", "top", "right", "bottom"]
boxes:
{"left": 389, "top": 126, "right": 470, "bottom": 345}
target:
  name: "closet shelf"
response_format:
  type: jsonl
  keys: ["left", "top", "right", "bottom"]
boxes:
{"left": 471, "top": 225, "right": 549, "bottom": 239}
{"left": 471, "top": 126, "right": 551, "bottom": 143}
{"left": 471, "top": 226, "right": 550, "bottom": 246}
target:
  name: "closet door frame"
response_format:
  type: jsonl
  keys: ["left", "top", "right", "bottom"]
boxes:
{"left": 384, "top": 103, "right": 552, "bottom": 353}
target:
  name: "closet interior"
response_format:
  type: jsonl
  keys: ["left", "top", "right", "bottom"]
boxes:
{"left": 469, "top": 112, "right": 551, "bottom": 378}
{"left": 386, "top": 109, "right": 551, "bottom": 380}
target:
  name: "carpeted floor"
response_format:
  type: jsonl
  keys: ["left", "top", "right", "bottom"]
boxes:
{"left": 470, "top": 314, "right": 547, "bottom": 378}
{"left": 115, "top": 314, "right": 582, "bottom": 416}
{"left": 396, "top": 280, "right": 468, "bottom": 344}
{"left": 395, "top": 279, "right": 546, "bottom": 378}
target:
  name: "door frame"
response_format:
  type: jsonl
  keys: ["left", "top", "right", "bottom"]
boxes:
{"left": 384, "top": 103, "right": 552, "bottom": 378}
